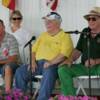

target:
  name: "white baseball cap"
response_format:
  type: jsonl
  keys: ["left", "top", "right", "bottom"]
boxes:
{"left": 42, "top": 12, "right": 62, "bottom": 23}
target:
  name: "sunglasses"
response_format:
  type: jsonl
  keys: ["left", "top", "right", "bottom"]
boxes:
{"left": 86, "top": 17, "right": 97, "bottom": 21}
{"left": 12, "top": 17, "right": 22, "bottom": 20}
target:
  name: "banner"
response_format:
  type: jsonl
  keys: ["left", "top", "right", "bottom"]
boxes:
{"left": 2, "top": 0, "right": 15, "bottom": 10}
{"left": 46, "top": 0, "right": 59, "bottom": 11}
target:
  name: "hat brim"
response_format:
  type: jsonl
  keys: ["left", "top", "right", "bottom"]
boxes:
{"left": 42, "top": 16, "right": 53, "bottom": 20}
{"left": 42, "top": 16, "right": 62, "bottom": 23}
{"left": 84, "top": 13, "right": 100, "bottom": 19}
{"left": 42, "top": 16, "right": 56, "bottom": 20}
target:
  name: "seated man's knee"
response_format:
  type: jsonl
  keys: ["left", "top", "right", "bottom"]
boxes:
{"left": 15, "top": 64, "right": 29, "bottom": 79}
{"left": 58, "top": 64, "right": 69, "bottom": 74}
{"left": 16, "top": 64, "right": 27, "bottom": 72}
{"left": 15, "top": 67, "right": 20, "bottom": 74}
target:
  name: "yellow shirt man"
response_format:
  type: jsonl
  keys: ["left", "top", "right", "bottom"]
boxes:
{"left": 32, "top": 29, "right": 73, "bottom": 60}
{"left": 14, "top": 12, "right": 74, "bottom": 100}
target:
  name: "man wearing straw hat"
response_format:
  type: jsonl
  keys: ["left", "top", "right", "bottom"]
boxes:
{"left": 58, "top": 7, "right": 100, "bottom": 96}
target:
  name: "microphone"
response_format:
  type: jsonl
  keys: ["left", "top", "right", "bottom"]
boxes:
{"left": 65, "top": 28, "right": 91, "bottom": 34}
{"left": 65, "top": 30, "right": 80, "bottom": 34}
{"left": 82, "top": 27, "right": 91, "bottom": 38}
{"left": 85, "top": 27, "right": 91, "bottom": 35}
{"left": 24, "top": 36, "right": 36, "bottom": 48}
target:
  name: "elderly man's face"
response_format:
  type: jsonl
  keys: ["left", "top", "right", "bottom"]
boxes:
{"left": 44, "top": 19, "right": 60, "bottom": 32}
{"left": 87, "top": 15, "right": 100, "bottom": 30}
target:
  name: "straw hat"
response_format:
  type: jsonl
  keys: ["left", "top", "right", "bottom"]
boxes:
{"left": 84, "top": 7, "right": 100, "bottom": 19}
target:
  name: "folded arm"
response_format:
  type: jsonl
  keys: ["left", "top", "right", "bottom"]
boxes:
{"left": 0, "top": 55, "right": 18, "bottom": 65}
{"left": 60, "top": 49, "right": 81, "bottom": 66}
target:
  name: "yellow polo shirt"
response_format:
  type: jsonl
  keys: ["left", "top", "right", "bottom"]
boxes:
{"left": 32, "top": 30, "right": 73, "bottom": 60}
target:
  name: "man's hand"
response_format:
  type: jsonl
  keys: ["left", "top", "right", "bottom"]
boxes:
{"left": 32, "top": 61, "right": 37, "bottom": 72}
{"left": 28, "top": 61, "right": 37, "bottom": 72}
{"left": 59, "top": 59, "right": 72, "bottom": 67}
{"left": 44, "top": 61, "right": 52, "bottom": 69}
{"left": 85, "top": 59, "right": 96, "bottom": 67}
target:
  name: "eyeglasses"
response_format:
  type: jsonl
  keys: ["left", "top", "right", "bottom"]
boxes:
{"left": 86, "top": 17, "right": 97, "bottom": 21}
{"left": 12, "top": 17, "right": 22, "bottom": 20}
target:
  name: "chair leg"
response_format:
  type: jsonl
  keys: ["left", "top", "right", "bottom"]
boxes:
{"left": 32, "top": 82, "right": 40, "bottom": 99}
{"left": 32, "top": 75, "right": 42, "bottom": 99}
{"left": 76, "top": 80, "right": 87, "bottom": 96}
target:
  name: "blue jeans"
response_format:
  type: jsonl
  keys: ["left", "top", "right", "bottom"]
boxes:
{"left": 15, "top": 60, "right": 58, "bottom": 100}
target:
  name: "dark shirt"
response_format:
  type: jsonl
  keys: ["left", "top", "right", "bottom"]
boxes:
{"left": 76, "top": 28, "right": 100, "bottom": 64}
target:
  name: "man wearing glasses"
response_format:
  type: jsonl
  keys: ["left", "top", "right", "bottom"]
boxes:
{"left": 58, "top": 7, "right": 100, "bottom": 96}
